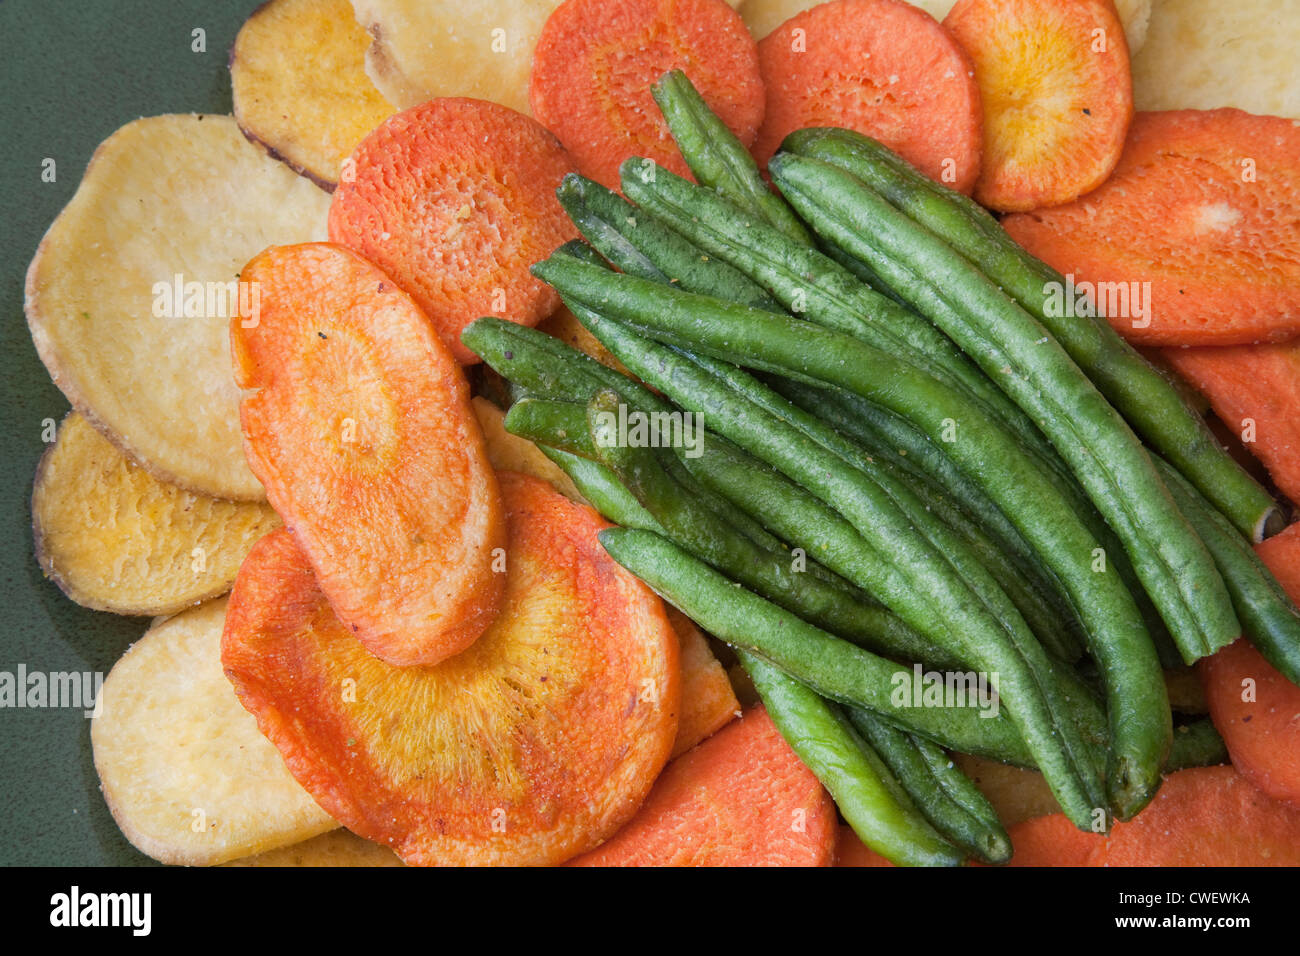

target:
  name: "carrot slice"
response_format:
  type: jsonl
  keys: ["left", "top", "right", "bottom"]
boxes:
{"left": 835, "top": 825, "right": 894, "bottom": 866}
{"left": 1198, "top": 524, "right": 1300, "bottom": 806}
{"left": 568, "top": 706, "right": 836, "bottom": 866}
{"left": 231, "top": 242, "right": 505, "bottom": 666}
{"left": 752, "top": 0, "right": 982, "bottom": 193}
{"left": 943, "top": 0, "right": 1132, "bottom": 212}
{"left": 327, "top": 98, "right": 578, "bottom": 363}
{"left": 1200, "top": 639, "right": 1300, "bottom": 808}
{"left": 1094, "top": 766, "right": 1300, "bottom": 865}
{"left": 222, "top": 474, "right": 680, "bottom": 866}
{"left": 1256, "top": 522, "right": 1300, "bottom": 598}
{"left": 529, "top": 0, "right": 764, "bottom": 192}
{"left": 666, "top": 607, "right": 740, "bottom": 757}
{"left": 1004, "top": 109, "right": 1300, "bottom": 345}
{"left": 1002, "top": 814, "right": 1105, "bottom": 866}
{"left": 1162, "top": 342, "right": 1300, "bottom": 506}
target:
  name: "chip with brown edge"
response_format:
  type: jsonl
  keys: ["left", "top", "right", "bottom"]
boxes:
{"left": 91, "top": 598, "right": 337, "bottom": 866}
{"left": 25, "top": 113, "right": 331, "bottom": 501}
{"left": 33, "top": 413, "right": 281, "bottom": 616}
{"left": 231, "top": 0, "right": 396, "bottom": 190}
{"left": 232, "top": 242, "right": 507, "bottom": 666}
{"left": 222, "top": 473, "right": 680, "bottom": 866}
{"left": 224, "top": 829, "right": 402, "bottom": 867}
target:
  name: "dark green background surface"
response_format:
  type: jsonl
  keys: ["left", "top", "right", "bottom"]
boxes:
{"left": 0, "top": 0, "right": 264, "bottom": 866}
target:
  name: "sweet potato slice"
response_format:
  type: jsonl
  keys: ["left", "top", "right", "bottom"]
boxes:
{"left": 328, "top": 98, "right": 578, "bottom": 363}
{"left": 351, "top": 0, "right": 564, "bottom": 115}
{"left": 231, "top": 0, "right": 396, "bottom": 190}
{"left": 751, "top": 0, "right": 983, "bottom": 192}
{"left": 32, "top": 412, "right": 280, "bottom": 616}
{"left": 567, "top": 706, "right": 836, "bottom": 866}
{"left": 223, "top": 476, "right": 678, "bottom": 866}
{"left": 943, "top": 0, "right": 1132, "bottom": 212}
{"left": 471, "top": 396, "right": 585, "bottom": 503}
{"left": 92, "top": 598, "right": 337, "bottom": 866}
{"left": 1003, "top": 109, "right": 1300, "bottom": 346}
{"left": 225, "top": 829, "right": 402, "bottom": 867}
{"left": 231, "top": 242, "right": 505, "bottom": 666}
{"left": 529, "top": 0, "right": 765, "bottom": 192}
{"left": 1132, "top": 0, "right": 1299, "bottom": 119}
{"left": 24, "top": 114, "right": 330, "bottom": 500}
{"left": 667, "top": 608, "right": 741, "bottom": 758}
{"left": 1094, "top": 766, "right": 1300, "bottom": 865}
{"left": 1162, "top": 342, "right": 1300, "bottom": 506}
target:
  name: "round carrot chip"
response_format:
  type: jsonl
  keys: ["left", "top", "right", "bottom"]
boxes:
{"left": 529, "top": 0, "right": 765, "bottom": 192}
{"left": 945, "top": 0, "right": 1133, "bottom": 212}
{"left": 232, "top": 242, "right": 505, "bottom": 666}
{"left": 752, "top": 0, "right": 983, "bottom": 193}
{"left": 222, "top": 473, "right": 680, "bottom": 866}
{"left": 327, "top": 98, "right": 579, "bottom": 363}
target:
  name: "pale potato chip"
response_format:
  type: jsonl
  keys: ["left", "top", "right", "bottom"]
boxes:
{"left": 91, "top": 599, "right": 337, "bottom": 866}
{"left": 33, "top": 413, "right": 281, "bottom": 616}
{"left": 350, "top": 0, "right": 745, "bottom": 115}
{"left": 225, "top": 829, "right": 403, "bottom": 867}
{"left": 739, "top": 0, "right": 1151, "bottom": 54}
{"left": 25, "top": 114, "right": 331, "bottom": 501}
{"left": 471, "top": 396, "right": 585, "bottom": 502}
{"left": 350, "top": 0, "right": 563, "bottom": 115}
{"left": 953, "top": 753, "right": 1059, "bottom": 826}
{"left": 1133, "top": 0, "right": 1300, "bottom": 118}
{"left": 232, "top": 0, "right": 396, "bottom": 189}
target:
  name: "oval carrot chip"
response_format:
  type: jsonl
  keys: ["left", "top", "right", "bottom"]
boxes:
{"left": 529, "top": 0, "right": 765, "bottom": 191}
{"left": 1095, "top": 766, "right": 1300, "bottom": 866}
{"left": 222, "top": 474, "right": 680, "bottom": 867}
{"left": 568, "top": 706, "right": 836, "bottom": 866}
{"left": 327, "top": 98, "right": 579, "bottom": 363}
{"left": 751, "top": 0, "right": 983, "bottom": 193}
{"left": 944, "top": 0, "right": 1133, "bottom": 212}
{"left": 1201, "top": 639, "right": 1300, "bottom": 808}
{"left": 231, "top": 242, "right": 505, "bottom": 666}
{"left": 1003, "top": 109, "right": 1300, "bottom": 346}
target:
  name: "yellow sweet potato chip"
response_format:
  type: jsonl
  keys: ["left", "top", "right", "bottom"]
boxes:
{"left": 91, "top": 599, "right": 337, "bottom": 866}
{"left": 349, "top": 0, "right": 564, "bottom": 114}
{"left": 225, "top": 829, "right": 402, "bottom": 867}
{"left": 471, "top": 396, "right": 585, "bottom": 502}
{"left": 25, "top": 114, "right": 331, "bottom": 500}
{"left": 1133, "top": 0, "right": 1300, "bottom": 118}
{"left": 232, "top": 0, "right": 396, "bottom": 189}
{"left": 33, "top": 413, "right": 281, "bottom": 616}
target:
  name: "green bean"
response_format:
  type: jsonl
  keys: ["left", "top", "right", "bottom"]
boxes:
{"left": 1165, "top": 718, "right": 1230, "bottom": 772}
{"left": 650, "top": 69, "right": 813, "bottom": 245}
{"left": 619, "top": 157, "right": 1071, "bottom": 480}
{"left": 784, "top": 126, "right": 1281, "bottom": 542}
{"left": 555, "top": 174, "right": 780, "bottom": 311}
{"left": 1154, "top": 455, "right": 1300, "bottom": 685}
{"left": 741, "top": 650, "right": 966, "bottom": 867}
{"left": 559, "top": 311, "right": 1109, "bottom": 828}
{"left": 845, "top": 706, "right": 1011, "bottom": 864}
{"left": 513, "top": 395, "right": 959, "bottom": 667}
{"left": 598, "top": 526, "right": 1035, "bottom": 763}
{"left": 529, "top": 252, "right": 1168, "bottom": 817}
{"left": 769, "top": 152, "right": 1239, "bottom": 666}
{"left": 683, "top": 349, "right": 1079, "bottom": 662}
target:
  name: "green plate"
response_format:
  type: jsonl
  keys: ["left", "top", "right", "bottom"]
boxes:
{"left": 0, "top": 0, "right": 263, "bottom": 866}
